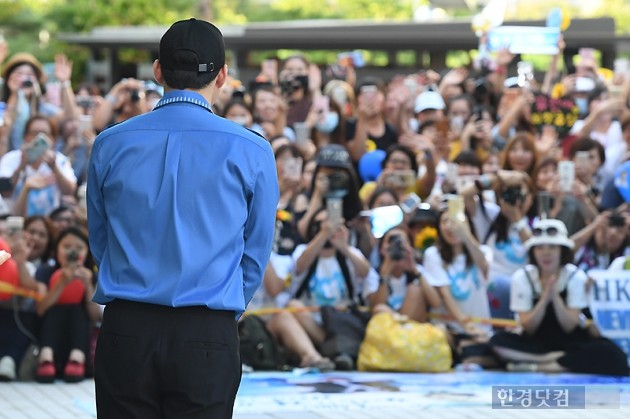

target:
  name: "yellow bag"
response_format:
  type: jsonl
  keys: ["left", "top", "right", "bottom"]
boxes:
{"left": 357, "top": 312, "right": 452, "bottom": 372}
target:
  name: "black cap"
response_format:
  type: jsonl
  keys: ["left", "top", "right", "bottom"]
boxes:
{"left": 316, "top": 144, "right": 353, "bottom": 170}
{"left": 159, "top": 18, "right": 225, "bottom": 74}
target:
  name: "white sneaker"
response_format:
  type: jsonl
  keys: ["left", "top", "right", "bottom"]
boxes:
{"left": 0, "top": 356, "right": 16, "bottom": 381}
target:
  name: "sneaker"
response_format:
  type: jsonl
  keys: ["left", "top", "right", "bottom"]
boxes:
{"left": 506, "top": 362, "right": 538, "bottom": 372}
{"left": 334, "top": 353, "right": 354, "bottom": 371}
{"left": 0, "top": 356, "right": 16, "bottom": 381}
{"left": 63, "top": 360, "right": 85, "bottom": 383}
{"left": 35, "top": 361, "right": 56, "bottom": 383}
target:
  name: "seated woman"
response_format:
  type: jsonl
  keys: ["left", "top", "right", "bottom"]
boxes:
{"left": 363, "top": 225, "right": 440, "bottom": 322}
{"left": 423, "top": 209, "right": 497, "bottom": 368}
{"left": 34, "top": 226, "right": 101, "bottom": 383}
{"left": 489, "top": 219, "right": 629, "bottom": 375}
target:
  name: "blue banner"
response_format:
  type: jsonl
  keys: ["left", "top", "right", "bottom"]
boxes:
{"left": 487, "top": 26, "right": 561, "bottom": 55}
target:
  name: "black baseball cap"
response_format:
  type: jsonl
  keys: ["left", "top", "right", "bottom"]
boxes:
{"left": 159, "top": 18, "right": 225, "bottom": 75}
{"left": 316, "top": 144, "right": 353, "bottom": 171}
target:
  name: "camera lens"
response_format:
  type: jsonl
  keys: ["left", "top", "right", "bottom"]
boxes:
{"left": 21, "top": 80, "right": 34, "bottom": 88}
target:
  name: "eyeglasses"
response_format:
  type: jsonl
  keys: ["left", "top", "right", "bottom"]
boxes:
{"left": 532, "top": 227, "right": 559, "bottom": 237}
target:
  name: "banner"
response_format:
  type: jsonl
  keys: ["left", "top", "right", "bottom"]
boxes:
{"left": 588, "top": 270, "right": 630, "bottom": 365}
{"left": 487, "top": 26, "right": 561, "bottom": 55}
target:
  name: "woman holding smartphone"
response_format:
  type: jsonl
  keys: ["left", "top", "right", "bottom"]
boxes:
{"left": 0, "top": 115, "right": 77, "bottom": 217}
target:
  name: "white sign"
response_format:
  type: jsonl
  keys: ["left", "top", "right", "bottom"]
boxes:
{"left": 487, "top": 26, "right": 561, "bottom": 55}
{"left": 588, "top": 270, "right": 630, "bottom": 364}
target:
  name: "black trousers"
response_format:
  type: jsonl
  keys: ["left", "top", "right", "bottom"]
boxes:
{"left": 95, "top": 299, "right": 241, "bottom": 419}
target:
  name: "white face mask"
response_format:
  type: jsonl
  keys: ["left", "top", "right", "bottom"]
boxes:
{"left": 231, "top": 116, "right": 249, "bottom": 127}
{"left": 315, "top": 112, "right": 339, "bottom": 134}
{"left": 450, "top": 115, "right": 465, "bottom": 132}
{"left": 408, "top": 118, "right": 420, "bottom": 133}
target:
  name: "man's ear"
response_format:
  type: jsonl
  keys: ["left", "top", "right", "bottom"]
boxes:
{"left": 153, "top": 60, "right": 164, "bottom": 85}
{"left": 214, "top": 64, "right": 228, "bottom": 89}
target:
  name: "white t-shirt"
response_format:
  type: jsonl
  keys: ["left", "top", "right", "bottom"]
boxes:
{"left": 485, "top": 227, "right": 528, "bottom": 281}
{"left": 510, "top": 264, "right": 589, "bottom": 313}
{"left": 289, "top": 244, "right": 377, "bottom": 307}
{"left": 423, "top": 245, "right": 493, "bottom": 330}
{"left": 0, "top": 150, "right": 77, "bottom": 216}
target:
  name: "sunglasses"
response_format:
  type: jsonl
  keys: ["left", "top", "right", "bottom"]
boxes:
{"left": 532, "top": 227, "right": 559, "bottom": 237}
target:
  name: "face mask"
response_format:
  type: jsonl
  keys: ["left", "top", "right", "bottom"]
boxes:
{"left": 231, "top": 116, "right": 249, "bottom": 127}
{"left": 575, "top": 97, "right": 588, "bottom": 116}
{"left": 450, "top": 115, "right": 465, "bottom": 132}
{"left": 408, "top": 118, "right": 420, "bottom": 133}
{"left": 315, "top": 112, "right": 339, "bottom": 134}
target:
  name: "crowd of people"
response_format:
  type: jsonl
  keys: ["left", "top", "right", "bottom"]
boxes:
{"left": 1, "top": 32, "right": 630, "bottom": 384}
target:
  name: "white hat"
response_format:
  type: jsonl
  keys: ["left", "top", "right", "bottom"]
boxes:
{"left": 414, "top": 91, "right": 446, "bottom": 114}
{"left": 524, "top": 218, "right": 574, "bottom": 251}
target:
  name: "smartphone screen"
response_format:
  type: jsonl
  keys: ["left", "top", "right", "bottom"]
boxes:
{"left": 400, "top": 193, "right": 421, "bottom": 214}
{"left": 326, "top": 197, "right": 343, "bottom": 226}
{"left": 447, "top": 195, "right": 466, "bottom": 223}
{"left": 26, "top": 133, "right": 51, "bottom": 163}
{"left": 293, "top": 122, "right": 310, "bottom": 145}
{"left": 313, "top": 95, "right": 330, "bottom": 116}
{"left": 6, "top": 216, "right": 24, "bottom": 236}
{"left": 283, "top": 157, "right": 302, "bottom": 181}
{"left": 558, "top": 161, "right": 575, "bottom": 193}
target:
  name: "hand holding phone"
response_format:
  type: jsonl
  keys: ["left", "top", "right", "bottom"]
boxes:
{"left": 558, "top": 161, "right": 575, "bottom": 193}
{"left": 326, "top": 197, "right": 343, "bottom": 227}
{"left": 25, "top": 133, "right": 52, "bottom": 164}
{"left": 400, "top": 193, "right": 421, "bottom": 214}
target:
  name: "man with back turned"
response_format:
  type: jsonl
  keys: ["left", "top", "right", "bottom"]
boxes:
{"left": 87, "top": 18, "right": 279, "bottom": 418}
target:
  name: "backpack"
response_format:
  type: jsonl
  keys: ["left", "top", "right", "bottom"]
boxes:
{"left": 238, "top": 315, "right": 286, "bottom": 371}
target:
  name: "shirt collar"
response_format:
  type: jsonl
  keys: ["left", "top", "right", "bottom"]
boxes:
{"left": 153, "top": 90, "right": 214, "bottom": 113}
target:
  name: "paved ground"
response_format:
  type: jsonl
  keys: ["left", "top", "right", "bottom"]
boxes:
{"left": 0, "top": 374, "right": 629, "bottom": 418}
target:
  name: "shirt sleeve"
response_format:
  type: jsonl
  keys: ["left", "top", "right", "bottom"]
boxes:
{"left": 566, "top": 267, "right": 589, "bottom": 309}
{"left": 422, "top": 246, "right": 450, "bottom": 287}
{"left": 86, "top": 139, "right": 107, "bottom": 266}
{"left": 55, "top": 152, "right": 78, "bottom": 183}
{"left": 510, "top": 268, "right": 534, "bottom": 313}
{"left": 241, "top": 146, "right": 280, "bottom": 311}
{"left": 0, "top": 152, "right": 19, "bottom": 178}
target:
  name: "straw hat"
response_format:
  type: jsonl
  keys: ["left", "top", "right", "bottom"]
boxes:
{"left": 2, "top": 52, "right": 45, "bottom": 84}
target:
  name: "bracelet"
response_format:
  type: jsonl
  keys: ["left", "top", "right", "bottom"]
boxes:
{"left": 60, "top": 80, "right": 71, "bottom": 89}
{"left": 379, "top": 276, "right": 391, "bottom": 287}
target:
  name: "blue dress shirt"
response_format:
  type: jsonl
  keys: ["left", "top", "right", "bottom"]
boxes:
{"left": 87, "top": 90, "right": 279, "bottom": 314}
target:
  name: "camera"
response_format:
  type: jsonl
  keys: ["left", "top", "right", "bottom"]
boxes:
{"left": 129, "top": 89, "right": 141, "bottom": 103}
{"left": 21, "top": 80, "right": 34, "bottom": 88}
{"left": 76, "top": 96, "right": 94, "bottom": 110}
{"left": 387, "top": 235, "right": 406, "bottom": 261}
{"left": 280, "top": 75, "right": 308, "bottom": 96}
{"left": 608, "top": 213, "right": 626, "bottom": 228}
{"left": 501, "top": 187, "right": 524, "bottom": 206}
{"left": 66, "top": 249, "right": 79, "bottom": 263}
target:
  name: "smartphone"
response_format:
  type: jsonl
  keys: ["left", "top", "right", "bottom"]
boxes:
{"left": 326, "top": 197, "right": 343, "bottom": 227}
{"left": 360, "top": 85, "right": 378, "bottom": 100}
{"left": 77, "top": 114, "right": 93, "bottom": 140}
{"left": 446, "top": 163, "right": 459, "bottom": 184}
{"left": 283, "top": 157, "right": 302, "bottom": 181}
{"left": 382, "top": 170, "right": 416, "bottom": 191}
{"left": 261, "top": 59, "right": 278, "bottom": 81}
{"left": 313, "top": 95, "right": 330, "bottom": 116}
{"left": 447, "top": 195, "right": 466, "bottom": 223}
{"left": 6, "top": 216, "right": 24, "bottom": 236}
{"left": 293, "top": 122, "right": 310, "bottom": 146}
{"left": 26, "top": 133, "right": 51, "bottom": 163}
{"left": 558, "top": 161, "right": 575, "bottom": 193}
{"left": 575, "top": 151, "right": 589, "bottom": 169}
{"left": 77, "top": 184, "right": 87, "bottom": 209}
{"left": 400, "top": 192, "right": 421, "bottom": 214}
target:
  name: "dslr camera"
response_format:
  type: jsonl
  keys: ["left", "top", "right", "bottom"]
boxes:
{"left": 280, "top": 75, "right": 308, "bottom": 96}
{"left": 501, "top": 186, "right": 524, "bottom": 206}
{"left": 387, "top": 235, "right": 406, "bottom": 261}
{"left": 66, "top": 249, "right": 79, "bottom": 263}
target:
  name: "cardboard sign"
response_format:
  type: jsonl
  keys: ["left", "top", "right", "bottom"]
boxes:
{"left": 588, "top": 270, "right": 630, "bottom": 365}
